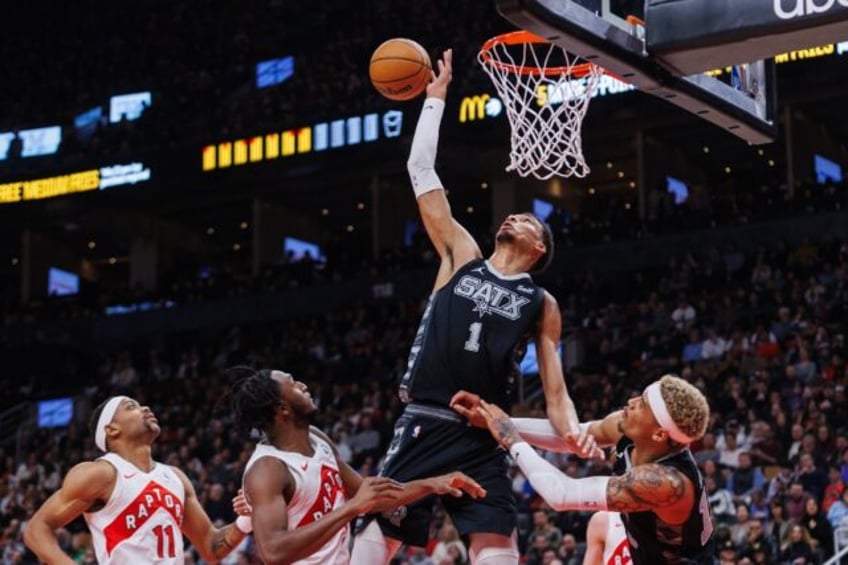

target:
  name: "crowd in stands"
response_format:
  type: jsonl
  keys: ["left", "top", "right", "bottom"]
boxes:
{"left": 2, "top": 224, "right": 848, "bottom": 563}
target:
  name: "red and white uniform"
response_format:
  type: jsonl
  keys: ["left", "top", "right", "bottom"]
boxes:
{"left": 603, "top": 511, "right": 631, "bottom": 565}
{"left": 84, "top": 453, "right": 186, "bottom": 564}
{"left": 244, "top": 432, "right": 347, "bottom": 565}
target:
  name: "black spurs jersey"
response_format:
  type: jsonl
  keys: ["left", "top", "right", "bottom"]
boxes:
{"left": 399, "top": 258, "right": 545, "bottom": 409}
{"left": 612, "top": 437, "right": 716, "bottom": 565}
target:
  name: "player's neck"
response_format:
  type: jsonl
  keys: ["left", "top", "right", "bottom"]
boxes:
{"left": 630, "top": 442, "right": 681, "bottom": 466}
{"left": 266, "top": 423, "right": 314, "bottom": 456}
{"left": 488, "top": 248, "right": 532, "bottom": 276}
{"left": 113, "top": 444, "right": 155, "bottom": 473}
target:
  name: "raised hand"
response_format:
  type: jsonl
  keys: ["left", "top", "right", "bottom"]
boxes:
{"left": 350, "top": 477, "right": 405, "bottom": 515}
{"left": 426, "top": 49, "right": 452, "bottom": 101}
{"left": 429, "top": 471, "right": 487, "bottom": 499}
{"left": 563, "top": 429, "right": 605, "bottom": 460}
{"left": 232, "top": 488, "right": 252, "bottom": 517}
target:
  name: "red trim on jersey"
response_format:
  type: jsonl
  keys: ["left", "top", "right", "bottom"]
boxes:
{"left": 296, "top": 465, "right": 344, "bottom": 527}
{"left": 607, "top": 538, "right": 632, "bottom": 565}
{"left": 103, "top": 480, "right": 184, "bottom": 555}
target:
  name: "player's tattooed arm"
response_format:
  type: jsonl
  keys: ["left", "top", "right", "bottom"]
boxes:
{"left": 486, "top": 408, "right": 524, "bottom": 449}
{"left": 606, "top": 464, "right": 688, "bottom": 513}
{"left": 210, "top": 524, "right": 244, "bottom": 558}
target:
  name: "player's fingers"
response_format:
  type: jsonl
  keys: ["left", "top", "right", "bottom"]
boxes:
{"left": 454, "top": 477, "right": 487, "bottom": 499}
{"left": 452, "top": 404, "right": 474, "bottom": 418}
{"left": 429, "top": 70, "right": 437, "bottom": 83}
{"left": 450, "top": 390, "right": 478, "bottom": 408}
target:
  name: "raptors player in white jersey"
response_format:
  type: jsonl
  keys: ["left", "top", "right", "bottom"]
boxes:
{"left": 585, "top": 511, "right": 631, "bottom": 565}
{"left": 229, "top": 367, "right": 487, "bottom": 565}
{"left": 24, "top": 396, "right": 252, "bottom": 564}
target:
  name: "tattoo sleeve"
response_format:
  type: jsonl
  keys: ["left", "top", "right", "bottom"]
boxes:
{"left": 211, "top": 523, "right": 245, "bottom": 558}
{"left": 494, "top": 415, "right": 522, "bottom": 448}
{"left": 606, "top": 464, "right": 687, "bottom": 513}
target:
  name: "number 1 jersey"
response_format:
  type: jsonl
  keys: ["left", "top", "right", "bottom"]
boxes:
{"left": 399, "top": 258, "right": 545, "bottom": 408}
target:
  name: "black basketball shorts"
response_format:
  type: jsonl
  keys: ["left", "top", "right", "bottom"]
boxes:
{"left": 373, "top": 403, "right": 517, "bottom": 547}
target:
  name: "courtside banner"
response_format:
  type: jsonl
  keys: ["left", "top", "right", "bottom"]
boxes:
{"left": 646, "top": 0, "right": 848, "bottom": 74}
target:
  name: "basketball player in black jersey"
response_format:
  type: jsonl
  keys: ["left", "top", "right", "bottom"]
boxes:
{"left": 351, "top": 48, "right": 594, "bottom": 565}
{"left": 455, "top": 374, "right": 716, "bottom": 565}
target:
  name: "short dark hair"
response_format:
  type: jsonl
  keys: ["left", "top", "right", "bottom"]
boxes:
{"left": 88, "top": 398, "right": 111, "bottom": 439}
{"left": 527, "top": 213, "right": 554, "bottom": 274}
{"left": 228, "top": 366, "right": 281, "bottom": 434}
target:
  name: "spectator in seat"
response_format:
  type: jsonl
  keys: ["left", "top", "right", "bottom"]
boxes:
{"left": 822, "top": 465, "right": 845, "bottom": 511}
{"left": 801, "top": 496, "right": 832, "bottom": 561}
{"left": 826, "top": 487, "right": 848, "bottom": 530}
{"left": 727, "top": 452, "right": 765, "bottom": 504}
{"left": 779, "top": 524, "right": 816, "bottom": 565}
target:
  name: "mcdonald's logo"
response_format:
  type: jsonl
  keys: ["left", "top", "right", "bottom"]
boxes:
{"left": 459, "top": 94, "right": 503, "bottom": 123}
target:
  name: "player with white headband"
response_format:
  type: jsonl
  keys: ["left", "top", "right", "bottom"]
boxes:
{"left": 24, "top": 395, "right": 253, "bottom": 564}
{"left": 452, "top": 374, "right": 715, "bottom": 565}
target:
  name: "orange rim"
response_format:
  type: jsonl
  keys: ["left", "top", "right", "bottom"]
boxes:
{"left": 480, "top": 30, "right": 610, "bottom": 79}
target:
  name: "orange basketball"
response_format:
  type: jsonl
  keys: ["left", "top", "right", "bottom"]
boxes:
{"left": 369, "top": 38, "right": 432, "bottom": 101}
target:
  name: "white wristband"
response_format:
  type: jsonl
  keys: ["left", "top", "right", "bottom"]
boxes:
{"left": 509, "top": 442, "right": 609, "bottom": 511}
{"left": 235, "top": 515, "right": 253, "bottom": 534}
{"left": 407, "top": 98, "right": 445, "bottom": 198}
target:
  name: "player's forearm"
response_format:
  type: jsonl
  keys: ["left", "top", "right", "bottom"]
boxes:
{"left": 545, "top": 392, "right": 580, "bottom": 438}
{"left": 23, "top": 521, "right": 77, "bottom": 565}
{"left": 206, "top": 522, "right": 248, "bottom": 561}
{"left": 513, "top": 418, "right": 574, "bottom": 452}
{"left": 256, "top": 505, "right": 359, "bottom": 564}
{"left": 508, "top": 442, "right": 609, "bottom": 512}
{"left": 407, "top": 98, "right": 445, "bottom": 198}
{"left": 392, "top": 478, "right": 441, "bottom": 506}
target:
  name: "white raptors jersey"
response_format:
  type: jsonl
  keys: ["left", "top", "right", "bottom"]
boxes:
{"left": 244, "top": 432, "right": 347, "bottom": 565}
{"left": 84, "top": 453, "right": 186, "bottom": 565}
{"left": 603, "top": 512, "right": 631, "bottom": 565}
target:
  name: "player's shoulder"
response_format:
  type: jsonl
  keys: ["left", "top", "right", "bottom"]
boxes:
{"left": 244, "top": 454, "right": 292, "bottom": 493}
{"left": 63, "top": 459, "right": 117, "bottom": 496}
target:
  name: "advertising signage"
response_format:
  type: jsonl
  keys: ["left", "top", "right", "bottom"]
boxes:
{"left": 0, "top": 162, "right": 152, "bottom": 205}
{"left": 202, "top": 109, "right": 404, "bottom": 171}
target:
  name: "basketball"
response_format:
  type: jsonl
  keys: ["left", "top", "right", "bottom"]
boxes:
{"left": 369, "top": 38, "right": 431, "bottom": 101}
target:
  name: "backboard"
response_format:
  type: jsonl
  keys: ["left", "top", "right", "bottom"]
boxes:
{"left": 496, "top": 0, "right": 778, "bottom": 144}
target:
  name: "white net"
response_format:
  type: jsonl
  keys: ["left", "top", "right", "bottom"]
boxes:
{"left": 479, "top": 33, "right": 604, "bottom": 180}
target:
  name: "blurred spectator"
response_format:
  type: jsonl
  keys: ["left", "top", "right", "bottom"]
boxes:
{"left": 778, "top": 524, "right": 816, "bottom": 565}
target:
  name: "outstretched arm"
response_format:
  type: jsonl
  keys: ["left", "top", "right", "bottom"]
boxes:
{"left": 23, "top": 461, "right": 115, "bottom": 565}
{"left": 310, "top": 427, "right": 486, "bottom": 512}
{"left": 408, "top": 48, "right": 481, "bottom": 289}
{"left": 507, "top": 410, "right": 625, "bottom": 452}
{"left": 244, "top": 456, "right": 403, "bottom": 564}
{"left": 535, "top": 293, "right": 578, "bottom": 437}
{"left": 476, "top": 400, "right": 693, "bottom": 518}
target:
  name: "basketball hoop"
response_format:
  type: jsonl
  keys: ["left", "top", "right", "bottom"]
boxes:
{"left": 479, "top": 31, "right": 610, "bottom": 180}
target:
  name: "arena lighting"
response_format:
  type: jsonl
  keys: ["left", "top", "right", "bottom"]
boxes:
{"left": 202, "top": 109, "right": 404, "bottom": 171}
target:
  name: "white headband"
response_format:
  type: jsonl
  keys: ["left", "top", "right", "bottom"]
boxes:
{"left": 645, "top": 382, "right": 693, "bottom": 444}
{"left": 95, "top": 396, "right": 128, "bottom": 452}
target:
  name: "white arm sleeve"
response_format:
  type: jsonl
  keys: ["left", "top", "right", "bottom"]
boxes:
{"left": 407, "top": 98, "right": 445, "bottom": 198}
{"left": 513, "top": 418, "right": 591, "bottom": 453}
{"left": 509, "top": 442, "right": 609, "bottom": 511}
